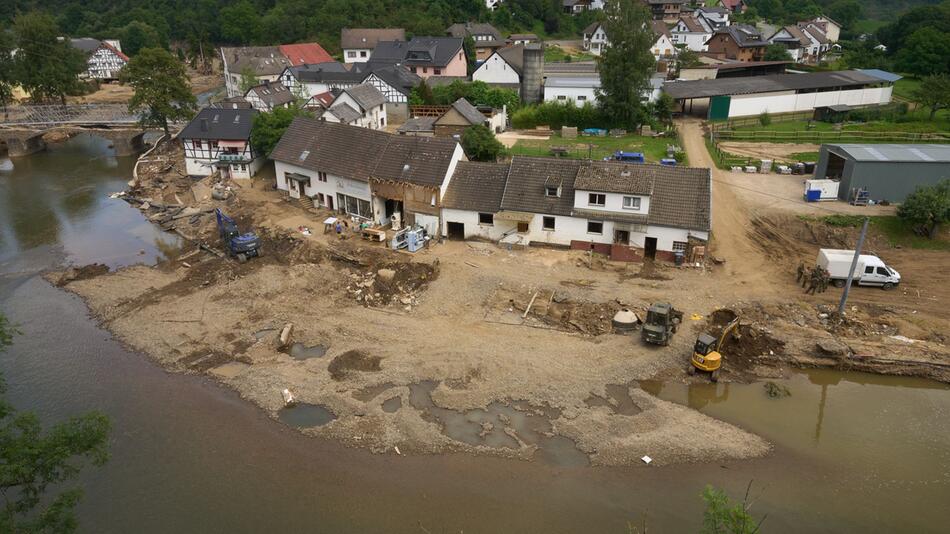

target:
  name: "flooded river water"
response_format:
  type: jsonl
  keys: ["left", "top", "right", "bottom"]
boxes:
{"left": 1, "top": 135, "right": 948, "bottom": 532}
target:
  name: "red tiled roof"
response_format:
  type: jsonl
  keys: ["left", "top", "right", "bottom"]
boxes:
{"left": 279, "top": 43, "right": 333, "bottom": 66}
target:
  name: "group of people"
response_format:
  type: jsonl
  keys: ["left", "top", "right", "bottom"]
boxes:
{"left": 797, "top": 262, "right": 831, "bottom": 295}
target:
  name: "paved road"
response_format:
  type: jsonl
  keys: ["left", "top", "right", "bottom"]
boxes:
{"left": 1, "top": 104, "right": 142, "bottom": 127}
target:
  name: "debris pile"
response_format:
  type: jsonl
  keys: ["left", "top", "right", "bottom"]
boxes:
{"left": 346, "top": 261, "right": 438, "bottom": 308}
{"left": 55, "top": 263, "right": 110, "bottom": 286}
{"left": 328, "top": 350, "right": 382, "bottom": 380}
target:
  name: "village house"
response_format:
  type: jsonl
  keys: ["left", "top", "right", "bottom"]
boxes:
{"left": 693, "top": 6, "right": 730, "bottom": 29}
{"left": 582, "top": 22, "right": 609, "bottom": 56}
{"left": 178, "top": 108, "right": 261, "bottom": 180}
{"left": 221, "top": 43, "right": 333, "bottom": 97}
{"left": 644, "top": 0, "right": 688, "bottom": 23}
{"left": 270, "top": 118, "right": 464, "bottom": 236}
{"left": 715, "top": 0, "right": 746, "bottom": 13}
{"left": 544, "top": 76, "right": 600, "bottom": 107}
{"left": 768, "top": 24, "right": 830, "bottom": 63}
{"left": 670, "top": 15, "right": 713, "bottom": 52}
{"left": 650, "top": 20, "right": 677, "bottom": 61}
{"left": 705, "top": 25, "right": 768, "bottom": 62}
{"left": 341, "top": 28, "right": 406, "bottom": 64}
{"left": 360, "top": 65, "right": 422, "bottom": 123}
{"left": 800, "top": 15, "right": 840, "bottom": 43}
{"left": 508, "top": 33, "right": 539, "bottom": 45}
{"left": 280, "top": 62, "right": 362, "bottom": 96}
{"left": 441, "top": 157, "right": 711, "bottom": 262}
{"left": 446, "top": 22, "right": 505, "bottom": 62}
{"left": 398, "top": 98, "right": 506, "bottom": 137}
{"left": 324, "top": 83, "right": 388, "bottom": 129}
{"left": 69, "top": 38, "right": 128, "bottom": 80}
{"left": 212, "top": 96, "right": 253, "bottom": 110}
{"left": 471, "top": 44, "right": 525, "bottom": 89}
{"left": 243, "top": 81, "right": 296, "bottom": 112}
{"left": 563, "top": 0, "right": 604, "bottom": 14}
{"left": 371, "top": 37, "right": 467, "bottom": 78}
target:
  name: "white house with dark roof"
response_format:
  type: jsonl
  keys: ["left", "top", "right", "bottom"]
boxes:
{"left": 270, "top": 118, "right": 464, "bottom": 235}
{"left": 341, "top": 28, "right": 406, "bottom": 63}
{"left": 178, "top": 108, "right": 261, "bottom": 180}
{"left": 243, "top": 81, "right": 295, "bottom": 112}
{"left": 582, "top": 22, "right": 609, "bottom": 56}
{"left": 670, "top": 15, "right": 712, "bottom": 52}
{"left": 325, "top": 83, "right": 388, "bottom": 129}
{"left": 472, "top": 45, "right": 524, "bottom": 88}
{"left": 441, "top": 157, "right": 711, "bottom": 261}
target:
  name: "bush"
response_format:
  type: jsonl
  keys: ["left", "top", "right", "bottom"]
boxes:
{"left": 460, "top": 124, "right": 506, "bottom": 162}
{"left": 511, "top": 101, "right": 608, "bottom": 130}
{"left": 758, "top": 111, "right": 772, "bottom": 127}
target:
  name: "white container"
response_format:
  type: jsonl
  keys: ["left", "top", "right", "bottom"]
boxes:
{"left": 731, "top": 166, "right": 743, "bottom": 172}
{"left": 744, "top": 166, "right": 757, "bottom": 173}
{"left": 760, "top": 159, "right": 773, "bottom": 173}
{"left": 803, "top": 179, "right": 840, "bottom": 201}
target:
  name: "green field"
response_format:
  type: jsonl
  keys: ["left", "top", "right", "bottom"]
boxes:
{"left": 727, "top": 112, "right": 950, "bottom": 137}
{"left": 806, "top": 215, "right": 950, "bottom": 251}
{"left": 510, "top": 133, "right": 685, "bottom": 164}
{"left": 543, "top": 45, "right": 595, "bottom": 63}
{"left": 892, "top": 76, "right": 922, "bottom": 101}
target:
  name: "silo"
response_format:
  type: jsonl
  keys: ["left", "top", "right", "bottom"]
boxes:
{"left": 520, "top": 43, "right": 543, "bottom": 104}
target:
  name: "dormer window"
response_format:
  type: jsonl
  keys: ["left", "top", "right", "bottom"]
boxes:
{"left": 545, "top": 186, "right": 559, "bottom": 197}
{"left": 588, "top": 193, "right": 606, "bottom": 206}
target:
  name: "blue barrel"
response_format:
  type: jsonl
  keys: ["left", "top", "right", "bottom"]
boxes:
{"left": 806, "top": 189, "right": 821, "bottom": 202}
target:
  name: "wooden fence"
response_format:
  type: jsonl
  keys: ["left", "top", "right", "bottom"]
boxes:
{"left": 710, "top": 111, "right": 814, "bottom": 131}
{"left": 711, "top": 129, "right": 950, "bottom": 144}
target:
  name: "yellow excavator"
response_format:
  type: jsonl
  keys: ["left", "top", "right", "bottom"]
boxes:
{"left": 688, "top": 317, "right": 740, "bottom": 382}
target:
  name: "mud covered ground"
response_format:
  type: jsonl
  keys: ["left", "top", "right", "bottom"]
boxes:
{"left": 50, "top": 134, "right": 950, "bottom": 467}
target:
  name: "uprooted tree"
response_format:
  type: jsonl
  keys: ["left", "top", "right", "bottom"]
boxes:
{"left": 0, "top": 312, "right": 112, "bottom": 533}
{"left": 897, "top": 178, "right": 950, "bottom": 239}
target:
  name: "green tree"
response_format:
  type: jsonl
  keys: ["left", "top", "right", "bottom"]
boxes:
{"left": 0, "top": 30, "right": 15, "bottom": 119}
{"left": 895, "top": 27, "right": 950, "bottom": 77}
{"left": 912, "top": 74, "right": 950, "bottom": 120}
{"left": 759, "top": 111, "right": 772, "bottom": 126}
{"left": 250, "top": 106, "right": 313, "bottom": 157}
{"left": 675, "top": 46, "right": 702, "bottom": 70}
{"left": 651, "top": 92, "right": 675, "bottom": 127}
{"left": 238, "top": 67, "right": 259, "bottom": 95}
{"left": 12, "top": 12, "right": 86, "bottom": 105}
{"left": 121, "top": 47, "right": 196, "bottom": 136}
{"left": 701, "top": 484, "right": 765, "bottom": 534}
{"left": 119, "top": 21, "right": 164, "bottom": 57}
{"left": 463, "top": 35, "right": 477, "bottom": 75}
{"left": 596, "top": 0, "right": 655, "bottom": 130}
{"left": 461, "top": 124, "right": 506, "bottom": 162}
{"left": 0, "top": 312, "right": 111, "bottom": 533}
{"left": 763, "top": 44, "right": 793, "bottom": 62}
{"left": 897, "top": 179, "right": 950, "bottom": 239}
{"left": 220, "top": 0, "right": 260, "bottom": 45}
{"left": 826, "top": 0, "right": 862, "bottom": 30}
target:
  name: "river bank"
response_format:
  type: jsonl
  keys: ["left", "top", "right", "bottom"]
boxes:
{"left": 45, "top": 137, "right": 950, "bottom": 468}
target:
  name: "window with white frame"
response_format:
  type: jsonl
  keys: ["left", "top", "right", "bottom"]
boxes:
{"left": 318, "top": 171, "right": 327, "bottom": 182}
{"left": 588, "top": 193, "right": 606, "bottom": 206}
{"left": 545, "top": 186, "right": 559, "bottom": 197}
{"left": 587, "top": 220, "right": 603, "bottom": 234}
{"left": 622, "top": 196, "right": 641, "bottom": 210}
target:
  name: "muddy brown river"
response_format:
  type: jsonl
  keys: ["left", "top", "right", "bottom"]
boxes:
{"left": 1, "top": 135, "right": 948, "bottom": 532}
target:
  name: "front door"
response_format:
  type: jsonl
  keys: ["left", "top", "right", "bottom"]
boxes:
{"left": 614, "top": 230, "right": 630, "bottom": 244}
{"left": 288, "top": 179, "right": 300, "bottom": 199}
{"left": 644, "top": 237, "right": 657, "bottom": 260}
{"left": 446, "top": 222, "right": 465, "bottom": 240}
{"left": 327, "top": 195, "right": 334, "bottom": 210}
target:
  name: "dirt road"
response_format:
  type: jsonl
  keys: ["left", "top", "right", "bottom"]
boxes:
{"left": 718, "top": 142, "right": 820, "bottom": 160}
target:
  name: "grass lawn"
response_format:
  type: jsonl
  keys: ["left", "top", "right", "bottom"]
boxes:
{"left": 544, "top": 45, "right": 595, "bottom": 63}
{"left": 892, "top": 76, "right": 921, "bottom": 101}
{"left": 809, "top": 215, "right": 950, "bottom": 251}
{"left": 510, "top": 132, "right": 685, "bottom": 164}
{"left": 729, "top": 112, "right": 950, "bottom": 136}
{"left": 788, "top": 151, "right": 820, "bottom": 161}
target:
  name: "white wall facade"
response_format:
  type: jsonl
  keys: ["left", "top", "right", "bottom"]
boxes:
{"left": 727, "top": 86, "right": 893, "bottom": 118}
{"left": 573, "top": 190, "right": 652, "bottom": 214}
{"left": 544, "top": 84, "right": 598, "bottom": 107}
{"left": 472, "top": 53, "right": 521, "bottom": 85}
{"left": 652, "top": 34, "right": 677, "bottom": 61}
{"left": 344, "top": 48, "right": 372, "bottom": 63}
{"left": 584, "top": 25, "right": 609, "bottom": 56}
{"left": 182, "top": 138, "right": 260, "bottom": 179}
{"left": 363, "top": 73, "right": 410, "bottom": 104}
{"left": 329, "top": 92, "right": 388, "bottom": 129}
{"left": 670, "top": 29, "right": 710, "bottom": 52}
{"left": 274, "top": 161, "right": 373, "bottom": 213}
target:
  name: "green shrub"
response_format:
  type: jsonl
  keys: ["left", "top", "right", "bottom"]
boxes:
{"left": 511, "top": 101, "right": 608, "bottom": 130}
{"left": 758, "top": 111, "right": 772, "bottom": 127}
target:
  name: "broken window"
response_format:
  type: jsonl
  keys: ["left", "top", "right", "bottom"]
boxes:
{"left": 542, "top": 216, "right": 556, "bottom": 231}
{"left": 587, "top": 220, "right": 603, "bottom": 234}
{"left": 478, "top": 213, "right": 494, "bottom": 225}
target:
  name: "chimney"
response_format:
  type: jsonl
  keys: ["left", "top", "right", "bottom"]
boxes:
{"left": 200, "top": 118, "right": 208, "bottom": 132}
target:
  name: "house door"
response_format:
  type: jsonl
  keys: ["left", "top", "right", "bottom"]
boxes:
{"left": 614, "top": 230, "right": 630, "bottom": 244}
{"left": 446, "top": 222, "right": 465, "bottom": 240}
{"left": 287, "top": 179, "right": 300, "bottom": 199}
{"left": 326, "top": 195, "right": 334, "bottom": 210}
{"left": 644, "top": 237, "right": 657, "bottom": 260}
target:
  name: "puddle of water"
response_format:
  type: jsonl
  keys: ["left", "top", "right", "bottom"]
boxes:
{"left": 583, "top": 383, "right": 642, "bottom": 416}
{"left": 278, "top": 404, "right": 337, "bottom": 428}
{"left": 382, "top": 397, "right": 402, "bottom": 413}
{"left": 289, "top": 343, "right": 327, "bottom": 360}
{"left": 408, "top": 381, "right": 588, "bottom": 466}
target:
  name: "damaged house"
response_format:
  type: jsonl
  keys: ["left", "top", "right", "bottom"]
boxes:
{"left": 441, "top": 157, "right": 711, "bottom": 261}
{"left": 270, "top": 118, "right": 464, "bottom": 236}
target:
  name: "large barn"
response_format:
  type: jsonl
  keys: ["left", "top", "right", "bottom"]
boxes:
{"left": 813, "top": 144, "right": 950, "bottom": 203}
{"left": 663, "top": 69, "right": 899, "bottom": 119}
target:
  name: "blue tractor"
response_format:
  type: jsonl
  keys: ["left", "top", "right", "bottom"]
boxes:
{"left": 214, "top": 208, "right": 261, "bottom": 263}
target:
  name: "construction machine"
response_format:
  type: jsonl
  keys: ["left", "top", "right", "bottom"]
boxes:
{"left": 689, "top": 317, "right": 740, "bottom": 382}
{"left": 640, "top": 303, "right": 683, "bottom": 346}
{"left": 215, "top": 208, "right": 261, "bottom": 263}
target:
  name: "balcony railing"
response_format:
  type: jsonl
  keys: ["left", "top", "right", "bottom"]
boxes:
{"left": 218, "top": 153, "right": 250, "bottom": 163}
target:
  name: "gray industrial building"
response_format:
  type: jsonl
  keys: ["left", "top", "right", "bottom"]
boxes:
{"left": 814, "top": 144, "right": 950, "bottom": 203}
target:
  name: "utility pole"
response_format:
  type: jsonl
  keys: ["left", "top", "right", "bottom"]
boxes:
{"left": 837, "top": 217, "right": 869, "bottom": 315}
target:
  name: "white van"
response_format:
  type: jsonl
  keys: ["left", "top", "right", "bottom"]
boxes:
{"left": 817, "top": 249, "right": 901, "bottom": 290}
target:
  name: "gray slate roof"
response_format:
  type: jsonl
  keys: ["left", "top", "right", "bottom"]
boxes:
{"left": 363, "top": 64, "right": 422, "bottom": 96}
{"left": 397, "top": 117, "right": 436, "bottom": 133}
{"left": 285, "top": 62, "right": 361, "bottom": 83}
{"left": 574, "top": 162, "right": 656, "bottom": 195}
{"left": 222, "top": 46, "right": 292, "bottom": 76}
{"left": 342, "top": 83, "right": 386, "bottom": 110}
{"left": 245, "top": 81, "right": 295, "bottom": 108}
{"left": 446, "top": 23, "right": 503, "bottom": 47}
{"left": 712, "top": 25, "right": 768, "bottom": 48}
{"left": 447, "top": 98, "right": 487, "bottom": 126}
{"left": 442, "top": 161, "right": 509, "bottom": 212}
{"left": 341, "top": 28, "right": 406, "bottom": 49}
{"left": 271, "top": 118, "right": 459, "bottom": 187}
{"left": 826, "top": 144, "right": 950, "bottom": 163}
{"left": 328, "top": 103, "right": 362, "bottom": 124}
{"left": 178, "top": 108, "right": 256, "bottom": 140}
{"left": 69, "top": 38, "right": 101, "bottom": 54}
{"left": 495, "top": 45, "right": 525, "bottom": 75}
{"left": 372, "top": 37, "right": 464, "bottom": 67}
{"left": 501, "top": 157, "right": 584, "bottom": 217}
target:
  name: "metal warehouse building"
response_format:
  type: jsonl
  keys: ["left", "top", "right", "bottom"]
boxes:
{"left": 663, "top": 69, "right": 899, "bottom": 119}
{"left": 814, "top": 144, "right": 950, "bottom": 203}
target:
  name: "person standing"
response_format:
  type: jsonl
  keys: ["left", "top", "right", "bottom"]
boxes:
{"left": 796, "top": 261, "right": 806, "bottom": 284}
